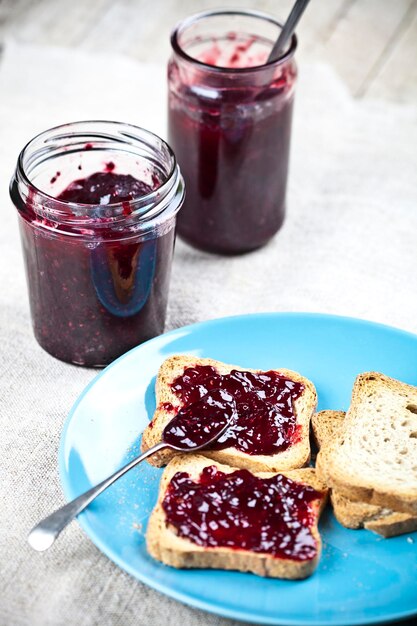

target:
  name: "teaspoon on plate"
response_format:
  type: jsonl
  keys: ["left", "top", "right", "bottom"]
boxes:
{"left": 28, "top": 388, "right": 237, "bottom": 552}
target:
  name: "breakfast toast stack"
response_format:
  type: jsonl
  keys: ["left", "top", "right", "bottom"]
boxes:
{"left": 143, "top": 360, "right": 417, "bottom": 580}
{"left": 314, "top": 373, "right": 417, "bottom": 536}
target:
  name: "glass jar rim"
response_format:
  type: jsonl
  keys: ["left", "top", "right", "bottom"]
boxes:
{"left": 170, "top": 8, "right": 297, "bottom": 73}
{"left": 13, "top": 120, "right": 183, "bottom": 227}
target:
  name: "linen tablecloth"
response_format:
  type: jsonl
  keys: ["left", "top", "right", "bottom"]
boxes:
{"left": 1, "top": 39, "right": 417, "bottom": 626}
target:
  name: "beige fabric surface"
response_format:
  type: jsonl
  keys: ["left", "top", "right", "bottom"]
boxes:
{"left": 1, "top": 39, "right": 417, "bottom": 626}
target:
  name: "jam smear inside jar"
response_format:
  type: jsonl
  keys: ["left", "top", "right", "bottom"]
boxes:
{"left": 162, "top": 465, "right": 322, "bottom": 560}
{"left": 11, "top": 122, "right": 184, "bottom": 367}
{"left": 168, "top": 11, "right": 297, "bottom": 254}
{"left": 167, "top": 365, "right": 304, "bottom": 455}
{"left": 56, "top": 171, "right": 153, "bottom": 205}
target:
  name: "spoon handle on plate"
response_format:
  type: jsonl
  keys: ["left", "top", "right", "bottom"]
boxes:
{"left": 27, "top": 441, "right": 167, "bottom": 552}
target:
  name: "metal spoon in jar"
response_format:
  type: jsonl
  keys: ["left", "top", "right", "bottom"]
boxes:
{"left": 267, "top": 0, "right": 311, "bottom": 62}
{"left": 28, "top": 388, "right": 237, "bottom": 552}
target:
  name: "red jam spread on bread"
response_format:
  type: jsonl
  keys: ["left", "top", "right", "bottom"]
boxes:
{"left": 162, "top": 389, "right": 237, "bottom": 449}
{"left": 162, "top": 466, "right": 321, "bottom": 560}
{"left": 161, "top": 402, "right": 175, "bottom": 412}
{"left": 169, "top": 366, "right": 304, "bottom": 455}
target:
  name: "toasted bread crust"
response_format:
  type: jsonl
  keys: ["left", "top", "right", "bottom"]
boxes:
{"left": 311, "top": 410, "right": 345, "bottom": 450}
{"left": 141, "top": 355, "right": 317, "bottom": 471}
{"left": 315, "top": 374, "right": 417, "bottom": 518}
{"left": 365, "top": 512, "right": 417, "bottom": 538}
{"left": 146, "top": 454, "right": 327, "bottom": 579}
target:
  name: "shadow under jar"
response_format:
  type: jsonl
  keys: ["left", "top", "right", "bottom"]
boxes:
{"left": 10, "top": 121, "right": 184, "bottom": 367}
{"left": 168, "top": 9, "right": 297, "bottom": 255}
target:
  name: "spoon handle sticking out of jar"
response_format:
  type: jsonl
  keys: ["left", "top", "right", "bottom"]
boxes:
{"left": 267, "top": 0, "right": 310, "bottom": 63}
{"left": 28, "top": 391, "right": 236, "bottom": 552}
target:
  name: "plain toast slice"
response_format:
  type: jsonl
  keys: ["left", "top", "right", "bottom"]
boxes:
{"left": 317, "top": 373, "right": 417, "bottom": 516}
{"left": 141, "top": 355, "right": 317, "bottom": 472}
{"left": 313, "top": 410, "right": 417, "bottom": 537}
{"left": 146, "top": 454, "right": 327, "bottom": 579}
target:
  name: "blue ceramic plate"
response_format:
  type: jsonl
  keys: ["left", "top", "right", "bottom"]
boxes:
{"left": 59, "top": 313, "right": 417, "bottom": 625}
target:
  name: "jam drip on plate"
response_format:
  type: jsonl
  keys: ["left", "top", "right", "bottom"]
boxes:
{"left": 162, "top": 465, "right": 321, "bottom": 561}
{"left": 169, "top": 366, "right": 304, "bottom": 455}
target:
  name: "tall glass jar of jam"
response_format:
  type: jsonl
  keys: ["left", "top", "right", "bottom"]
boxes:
{"left": 168, "top": 10, "right": 297, "bottom": 254}
{"left": 10, "top": 121, "right": 184, "bottom": 367}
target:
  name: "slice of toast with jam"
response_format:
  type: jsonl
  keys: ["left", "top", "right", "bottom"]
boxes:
{"left": 141, "top": 355, "right": 317, "bottom": 472}
{"left": 146, "top": 454, "right": 327, "bottom": 579}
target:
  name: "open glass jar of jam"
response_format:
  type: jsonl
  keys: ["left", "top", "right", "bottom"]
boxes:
{"left": 10, "top": 121, "right": 184, "bottom": 367}
{"left": 168, "top": 10, "right": 297, "bottom": 254}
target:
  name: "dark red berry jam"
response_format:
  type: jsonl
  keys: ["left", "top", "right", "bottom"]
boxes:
{"left": 169, "top": 366, "right": 304, "bottom": 455}
{"left": 15, "top": 170, "right": 175, "bottom": 366}
{"left": 162, "top": 465, "right": 321, "bottom": 560}
{"left": 162, "top": 389, "right": 237, "bottom": 449}
{"left": 161, "top": 402, "right": 175, "bottom": 412}
{"left": 56, "top": 171, "right": 153, "bottom": 205}
{"left": 168, "top": 32, "right": 297, "bottom": 254}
